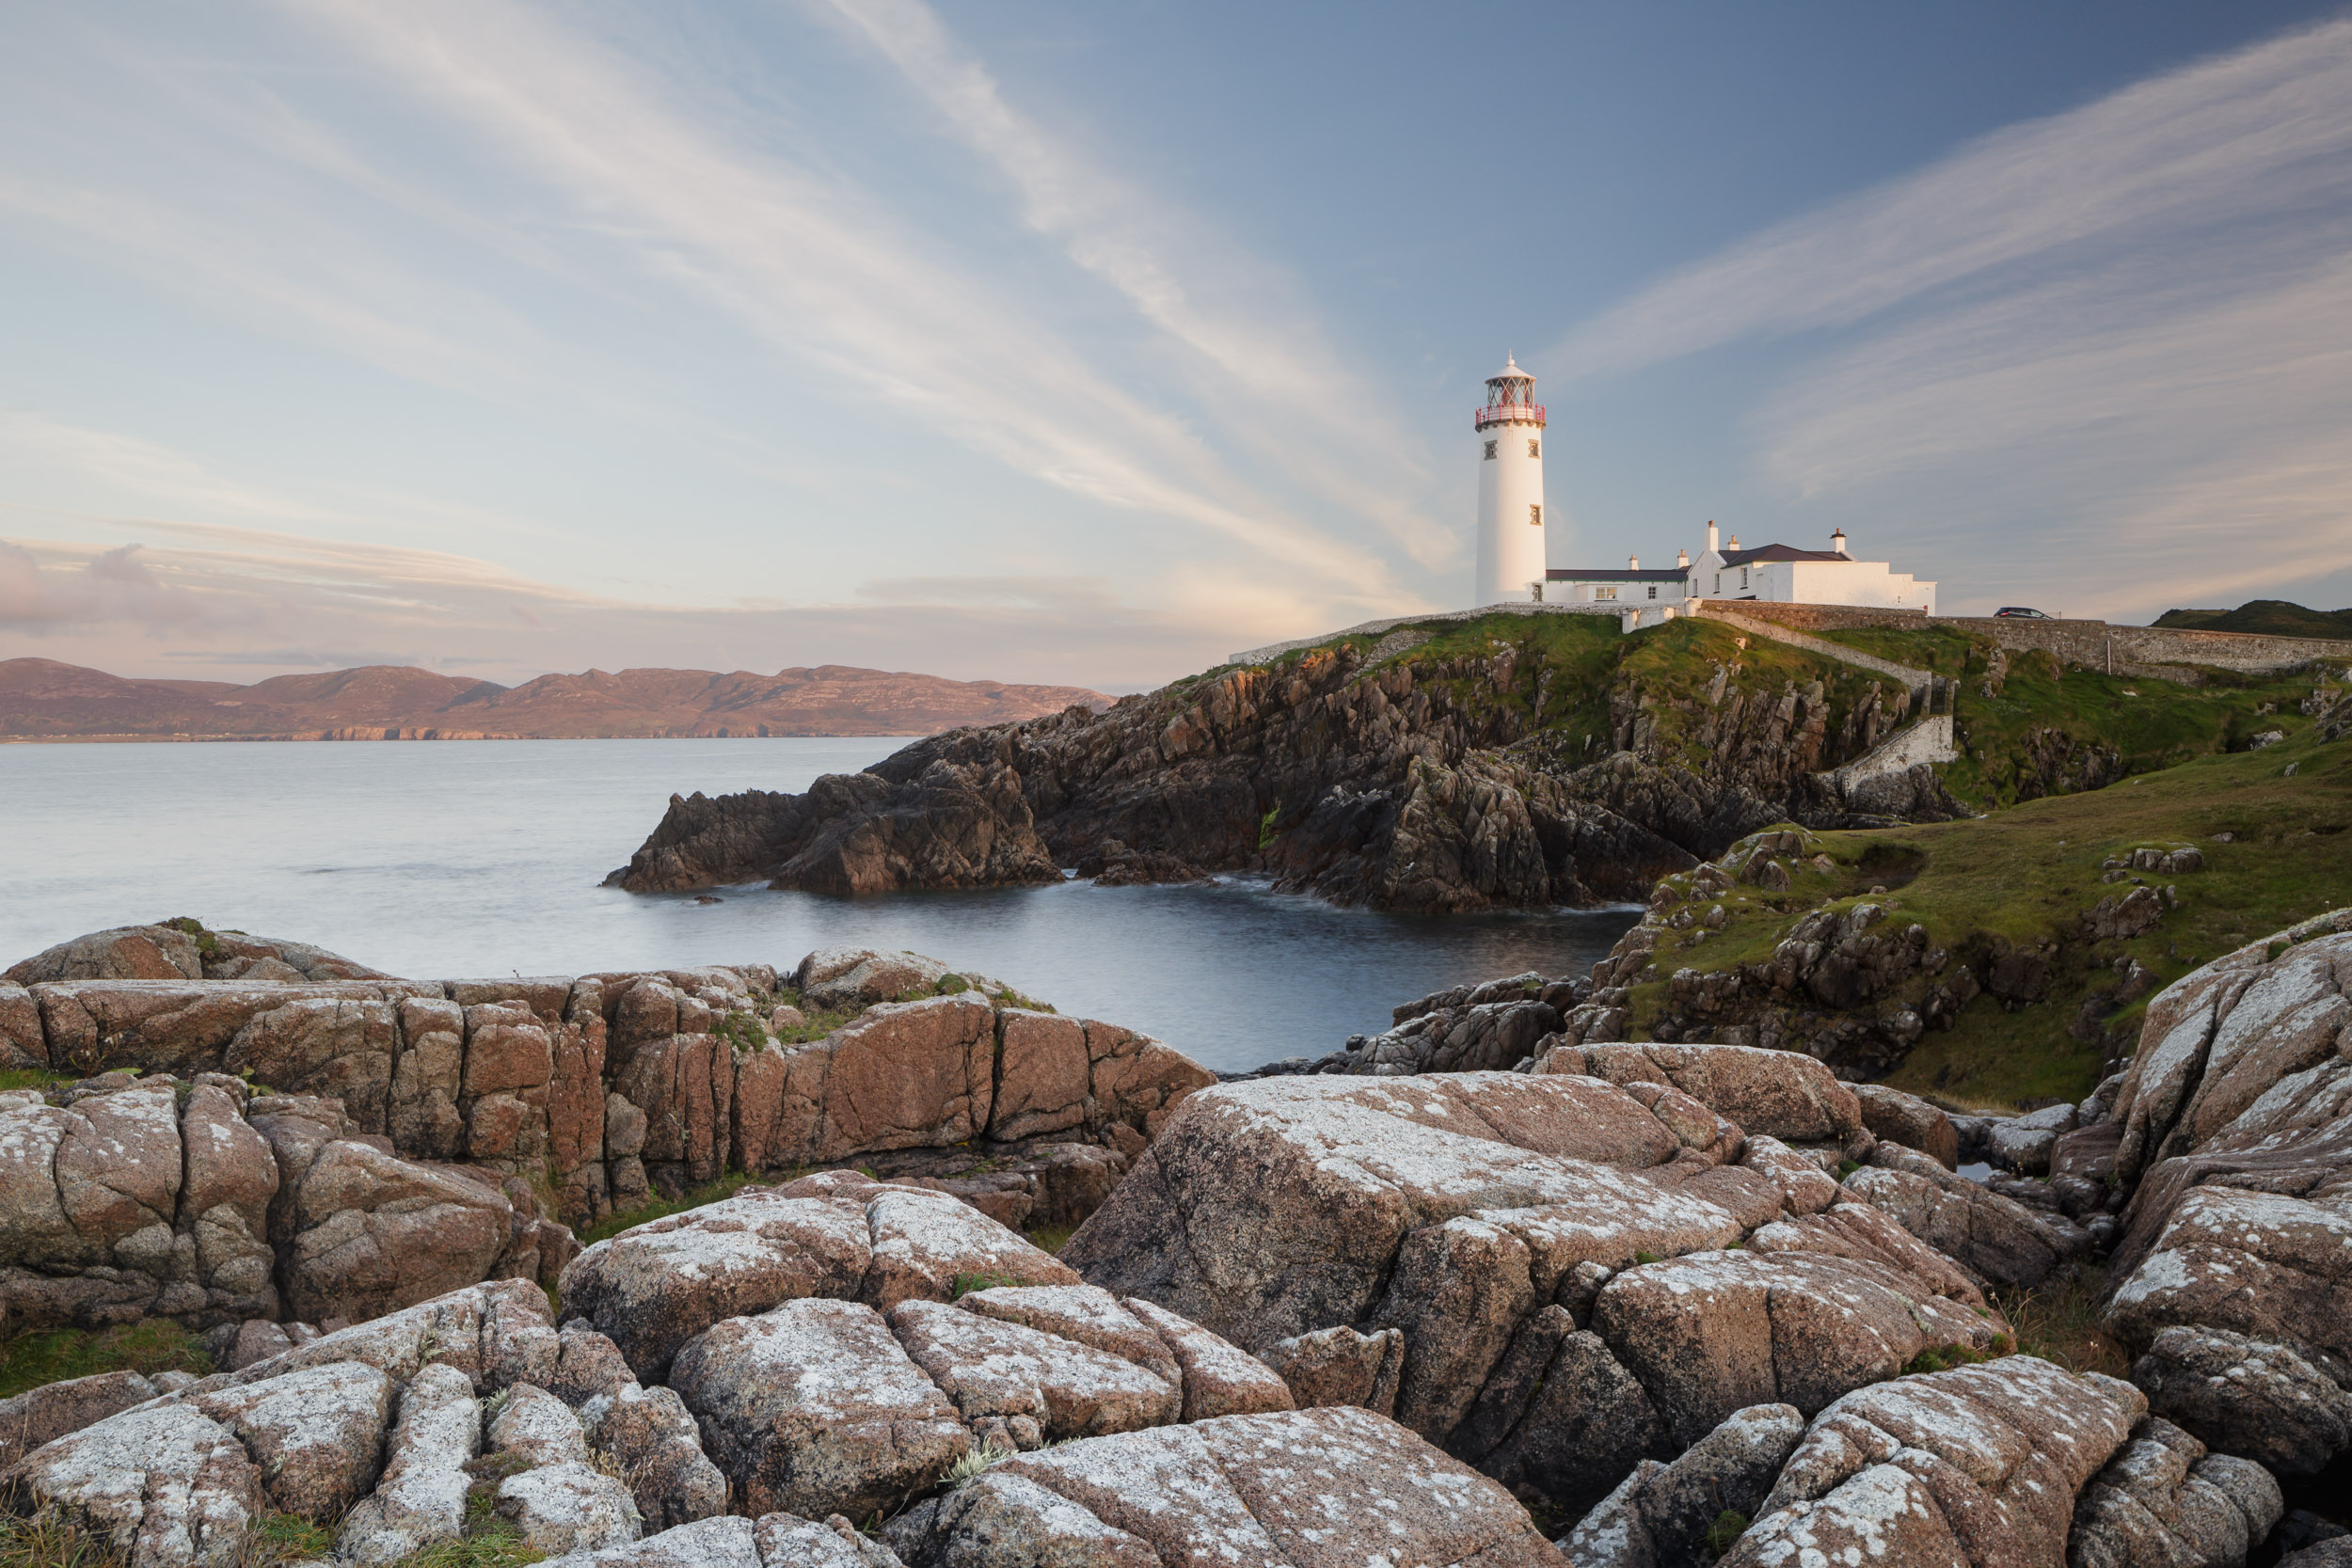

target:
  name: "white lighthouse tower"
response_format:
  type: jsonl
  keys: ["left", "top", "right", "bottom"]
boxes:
{"left": 1472, "top": 356, "right": 1548, "bottom": 607}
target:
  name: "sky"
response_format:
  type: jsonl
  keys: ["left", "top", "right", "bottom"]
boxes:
{"left": 4, "top": 2, "right": 2350, "bottom": 691}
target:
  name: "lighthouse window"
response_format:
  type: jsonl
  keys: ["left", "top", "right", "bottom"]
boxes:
{"left": 1529, "top": 504, "right": 1542, "bottom": 526}
{"left": 1483, "top": 440, "right": 1498, "bottom": 460}
{"left": 1527, "top": 439, "right": 1540, "bottom": 458}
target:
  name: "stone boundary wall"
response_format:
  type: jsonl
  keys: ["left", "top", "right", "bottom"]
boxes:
{"left": 1688, "top": 606, "right": 1935, "bottom": 695}
{"left": 1690, "top": 600, "right": 2352, "bottom": 680}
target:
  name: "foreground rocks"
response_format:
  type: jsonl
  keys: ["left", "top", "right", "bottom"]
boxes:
{"left": 10, "top": 912, "right": 2352, "bottom": 1565}
{"left": 0, "top": 927, "right": 1208, "bottom": 1334}
{"left": 2, "top": 1185, "right": 1394, "bottom": 1567}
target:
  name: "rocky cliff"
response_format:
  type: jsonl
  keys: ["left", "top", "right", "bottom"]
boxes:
{"left": 612, "top": 614, "right": 1974, "bottom": 911}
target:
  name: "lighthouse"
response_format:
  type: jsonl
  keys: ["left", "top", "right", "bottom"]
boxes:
{"left": 1472, "top": 356, "right": 1548, "bottom": 607}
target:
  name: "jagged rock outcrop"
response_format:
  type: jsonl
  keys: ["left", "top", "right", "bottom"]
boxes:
{"left": 2097, "top": 911, "right": 2352, "bottom": 1482}
{"left": 0, "top": 1072, "right": 566, "bottom": 1335}
{"left": 1, "top": 931, "right": 1210, "bottom": 1286}
{"left": 1718, "top": 1356, "right": 2145, "bottom": 1568}
{"left": 4, "top": 921, "right": 390, "bottom": 989}
{"left": 610, "top": 621, "right": 1968, "bottom": 912}
{"left": 1063, "top": 1067, "right": 2008, "bottom": 1515}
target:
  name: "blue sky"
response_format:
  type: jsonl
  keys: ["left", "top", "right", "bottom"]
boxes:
{"left": 3, "top": 2, "right": 2348, "bottom": 689}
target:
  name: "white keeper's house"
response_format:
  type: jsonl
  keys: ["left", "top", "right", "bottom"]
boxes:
{"left": 1544, "top": 521, "right": 1936, "bottom": 614}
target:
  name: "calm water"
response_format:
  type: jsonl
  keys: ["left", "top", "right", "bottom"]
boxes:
{"left": 0, "top": 739, "right": 1637, "bottom": 1073}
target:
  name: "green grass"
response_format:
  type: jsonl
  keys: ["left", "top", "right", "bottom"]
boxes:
{"left": 0, "top": 1069, "right": 72, "bottom": 1095}
{"left": 949, "top": 1272, "right": 1032, "bottom": 1299}
{"left": 1623, "top": 725, "right": 2352, "bottom": 1106}
{"left": 0, "top": 1322, "right": 213, "bottom": 1401}
{"left": 576, "top": 1171, "right": 759, "bottom": 1246}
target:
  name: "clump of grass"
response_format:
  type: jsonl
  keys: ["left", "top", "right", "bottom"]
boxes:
{"left": 236, "top": 1513, "right": 335, "bottom": 1568}
{"left": 1025, "top": 1226, "right": 1074, "bottom": 1256}
{"left": 1631, "top": 1250, "right": 1660, "bottom": 1266}
{"left": 1702, "top": 1509, "right": 1750, "bottom": 1558}
{"left": 1994, "top": 1267, "right": 2126, "bottom": 1377}
{"left": 0, "top": 1069, "right": 71, "bottom": 1096}
{"left": 403, "top": 1534, "right": 546, "bottom": 1568}
{"left": 949, "top": 1273, "right": 1029, "bottom": 1300}
{"left": 0, "top": 1513, "right": 120, "bottom": 1568}
{"left": 1836, "top": 1159, "right": 1861, "bottom": 1180}
{"left": 0, "top": 1322, "right": 213, "bottom": 1401}
{"left": 941, "top": 1443, "right": 1014, "bottom": 1488}
{"left": 576, "top": 1171, "right": 756, "bottom": 1246}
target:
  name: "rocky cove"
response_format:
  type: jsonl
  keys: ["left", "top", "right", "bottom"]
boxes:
{"left": 2, "top": 906, "right": 2349, "bottom": 1567}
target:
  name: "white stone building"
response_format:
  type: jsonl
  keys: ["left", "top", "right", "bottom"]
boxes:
{"left": 1547, "top": 521, "right": 1936, "bottom": 614}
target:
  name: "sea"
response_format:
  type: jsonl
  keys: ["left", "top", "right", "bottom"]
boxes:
{"left": 0, "top": 738, "right": 1640, "bottom": 1074}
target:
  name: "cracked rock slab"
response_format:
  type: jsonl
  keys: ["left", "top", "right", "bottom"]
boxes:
{"left": 3, "top": 1402, "right": 262, "bottom": 1568}
{"left": 888, "top": 1406, "right": 1556, "bottom": 1568}
{"left": 1720, "top": 1356, "right": 2143, "bottom": 1568}
{"left": 670, "top": 1296, "right": 969, "bottom": 1521}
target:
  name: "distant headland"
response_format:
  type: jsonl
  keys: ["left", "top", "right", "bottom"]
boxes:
{"left": 0, "top": 657, "right": 1110, "bottom": 741}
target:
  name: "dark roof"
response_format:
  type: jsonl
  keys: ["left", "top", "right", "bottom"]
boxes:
{"left": 1546, "top": 567, "right": 1690, "bottom": 582}
{"left": 1718, "top": 545, "right": 1851, "bottom": 565}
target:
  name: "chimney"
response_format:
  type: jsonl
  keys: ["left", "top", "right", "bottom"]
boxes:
{"left": 1728, "top": 533, "right": 1740, "bottom": 549}
{"left": 1676, "top": 547, "right": 1690, "bottom": 568}
{"left": 1832, "top": 528, "right": 1849, "bottom": 556}
{"left": 1629, "top": 554, "right": 1639, "bottom": 571}
{"left": 1706, "top": 520, "right": 1718, "bottom": 554}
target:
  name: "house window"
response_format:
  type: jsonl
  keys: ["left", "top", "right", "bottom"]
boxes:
{"left": 1529, "top": 504, "right": 1542, "bottom": 526}
{"left": 1484, "top": 440, "right": 1498, "bottom": 460}
{"left": 1646, "top": 585, "right": 1657, "bottom": 600}
{"left": 1595, "top": 587, "right": 1617, "bottom": 601}
{"left": 1713, "top": 573, "right": 1722, "bottom": 594}
{"left": 1740, "top": 567, "right": 1750, "bottom": 588}
{"left": 1527, "top": 439, "right": 1540, "bottom": 458}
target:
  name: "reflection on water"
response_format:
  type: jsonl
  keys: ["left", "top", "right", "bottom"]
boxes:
{"left": 0, "top": 737, "right": 1640, "bottom": 1073}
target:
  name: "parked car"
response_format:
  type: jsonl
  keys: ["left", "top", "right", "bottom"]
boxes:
{"left": 1993, "top": 606, "right": 2053, "bottom": 618}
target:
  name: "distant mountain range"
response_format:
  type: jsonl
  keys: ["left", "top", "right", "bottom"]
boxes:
{"left": 2153, "top": 599, "right": 2352, "bottom": 639}
{"left": 0, "top": 657, "right": 1112, "bottom": 740}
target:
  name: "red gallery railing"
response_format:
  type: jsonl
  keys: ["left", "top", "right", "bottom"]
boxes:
{"left": 1473, "top": 402, "right": 1546, "bottom": 430}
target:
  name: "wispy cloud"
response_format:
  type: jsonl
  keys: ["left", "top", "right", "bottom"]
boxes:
{"left": 810, "top": 0, "right": 1440, "bottom": 558}
{"left": 1553, "top": 17, "right": 2352, "bottom": 618}
{"left": 289, "top": 0, "right": 1408, "bottom": 605}
{"left": 1558, "top": 19, "right": 2352, "bottom": 380}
